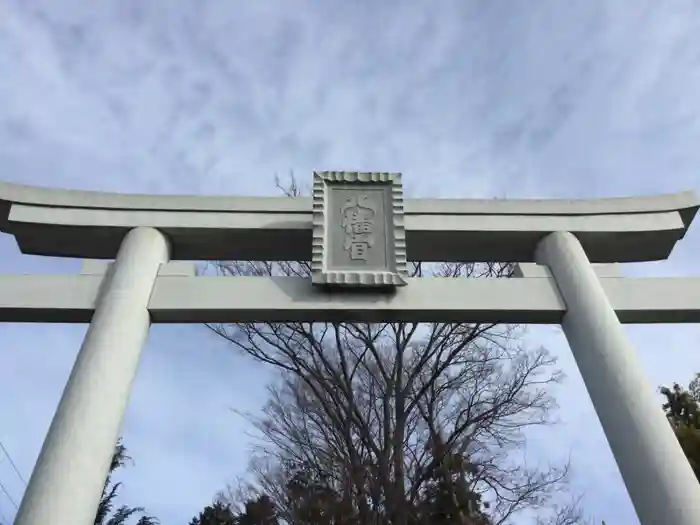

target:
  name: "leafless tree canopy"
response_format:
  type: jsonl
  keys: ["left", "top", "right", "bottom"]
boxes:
{"left": 206, "top": 178, "right": 586, "bottom": 525}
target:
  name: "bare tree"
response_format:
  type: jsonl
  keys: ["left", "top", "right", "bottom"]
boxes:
{"left": 207, "top": 177, "right": 585, "bottom": 525}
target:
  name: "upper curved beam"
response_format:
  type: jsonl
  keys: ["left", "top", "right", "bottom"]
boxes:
{"left": 1, "top": 180, "right": 698, "bottom": 262}
{"left": 1, "top": 179, "right": 698, "bottom": 222}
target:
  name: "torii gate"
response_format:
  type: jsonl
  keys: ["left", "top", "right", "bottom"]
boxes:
{"left": 1, "top": 172, "right": 699, "bottom": 525}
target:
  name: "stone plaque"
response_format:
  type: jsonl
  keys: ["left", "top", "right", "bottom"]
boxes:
{"left": 311, "top": 171, "right": 407, "bottom": 287}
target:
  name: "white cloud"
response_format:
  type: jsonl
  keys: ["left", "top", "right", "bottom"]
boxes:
{"left": 1, "top": 1, "right": 700, "bottom": 523}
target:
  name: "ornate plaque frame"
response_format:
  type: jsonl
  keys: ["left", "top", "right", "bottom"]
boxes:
{"left": 311, "top": 171, "right": 408, "bottom": 287}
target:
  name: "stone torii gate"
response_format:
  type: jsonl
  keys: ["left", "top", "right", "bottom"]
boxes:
{"left": 1, "top": 172, "right": 700, "bottom": 525}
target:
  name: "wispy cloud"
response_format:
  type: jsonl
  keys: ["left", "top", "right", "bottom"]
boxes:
{"left": 1, "top": 1, "right": 699, "bottom": 523}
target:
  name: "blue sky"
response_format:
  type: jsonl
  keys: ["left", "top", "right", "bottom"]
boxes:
{"left": 1, "top": 1, "right": 700, "bottom": 523}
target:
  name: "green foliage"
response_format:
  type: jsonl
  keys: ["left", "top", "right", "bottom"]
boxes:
{"left": 689, "top": 374, "right": 700, "bottom": 401}
{"left": 661, "top": 373, "right": 700, "bottom": 483}
{"left": 94, "top": 439, "right": 158, "bottom": 525}
{"left": 188, "top": 501, "right": 238, "bottom": 525}
{"left": 282, "top": 466, "right": 354, "bottom": 525}
{"left": 236, "top": 495, "right": 278, "bottom": 525}
{"left": 662, "top": 381, "right": 700, "bottom": 428}
{"left": 226, "top": 449, "right": 491, "bottom": 525}
{"left": 414, "top": 435, "right": 491, "bottom": 525}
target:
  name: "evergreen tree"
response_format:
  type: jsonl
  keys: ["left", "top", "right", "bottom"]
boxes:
{"left": 282, "top": 466, "right": 353, "bottom": 525}
{"left": 94, "top": 439, "right": 158, "bottom": 525}
{"left": 661, "top": 375, "right": 700, "bottom": 482}
{"left": 415, "top": 434, "right": 491, "bottom": 525}
{"left": 236, "top": 495, "right": 278, "bottom": 525}
{"left": 189, "top": 501, "right": 237, "bottom": 525}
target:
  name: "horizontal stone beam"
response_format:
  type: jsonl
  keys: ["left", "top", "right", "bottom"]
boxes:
{"left": 1, "top": 274, "right": 698, "bottom": 324}
{"left": 79, "top": 260, "right": 196, "bottom": 277}
{"left": 1, "top": 180, "right": 697, "bottom": 220}
{"left": 513, "top": 262, "right": 622, "bottom": 278}
{"left": 1, "top": 181, "right": 697, "bottom": 263}
{"left": 2, "top": 205, "right": 689, "bottom": 264}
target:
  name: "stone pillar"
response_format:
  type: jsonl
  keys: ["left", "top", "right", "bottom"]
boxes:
{"left": 15, "top": 227, "right": 170, "bottom": 525}
{"left": 535, "top": 231, "right": 700, "bottom": 525}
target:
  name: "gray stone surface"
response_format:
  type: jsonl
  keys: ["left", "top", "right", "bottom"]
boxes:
{"left": 1, "top": 180, "right": 697, "bottom": 262}
{"left": 13, "top": 228, "right": 170, "bottom": 525}
{"left": 1, "top": 179, "right": 696, "bottom": 222}
{"left": 536, "top": 231, "right": 700, "bottom": 525}
{"left": 80, "top": 260, "right": 195, "bottom": 277}
{"left": 514, "top": 262, "right": 622, "bottom": 278}
{"left": 311, "top": 171, "right": 407, "bottom": 287}
{"left": 3, "top": 179, "right": 699, "bottom": 525}
{"left": 2, "top": 273, "right": 700, "bottom": 324}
